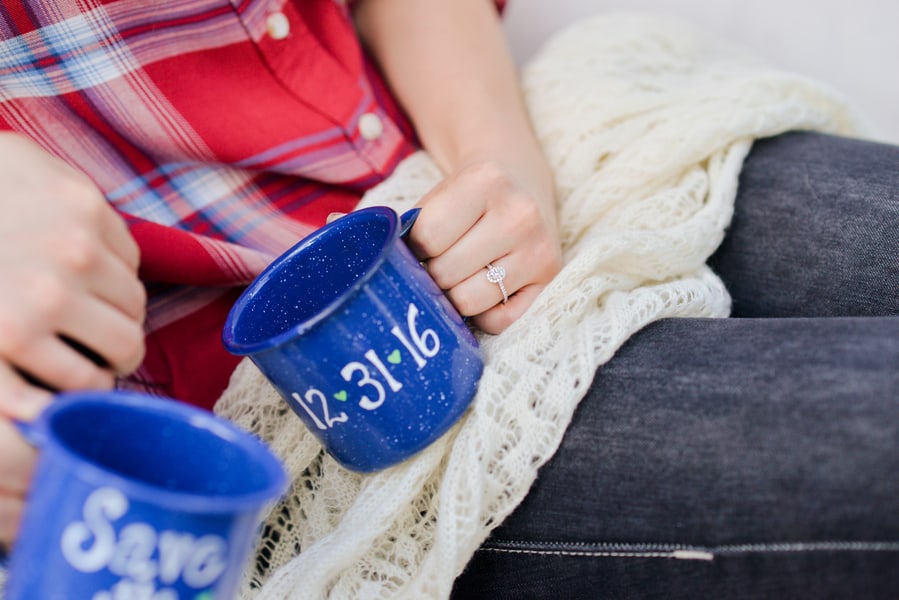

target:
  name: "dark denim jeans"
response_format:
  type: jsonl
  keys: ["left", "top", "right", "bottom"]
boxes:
{"left": 452, "top": 132, "right": 899, "bottom": 599}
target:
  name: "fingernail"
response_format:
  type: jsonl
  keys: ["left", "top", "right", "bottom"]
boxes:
{"left": 326, "top": 212, "right": 347, "bottom": 224}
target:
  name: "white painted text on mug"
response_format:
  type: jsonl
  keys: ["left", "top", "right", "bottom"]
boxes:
{"left": 292, "top": 302, "right": 443, "bottom": 430}
{"left": 61, "top": 487, "right": 228, "bottom": 599}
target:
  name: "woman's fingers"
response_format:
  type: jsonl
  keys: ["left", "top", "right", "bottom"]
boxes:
{"left": 0, "top": 252, "right": 145, "bottom": 384}
{"left": 407, "top": 161, "right": 562, "bottom": 331}
{"left": 424, "top": 198, "right": 551, "bottom": 287}
{"left": 423, "top": 219, "right": 510, "bottom": 291}
{"left": 42, "top": 205, "right": 146, "bottom": 323}
{"left": 82, "top": 227, "right": 146, "bottom": 324}
{"left": 0, "top": 416, "right": 39, "bottom": 548}
{"left": 28, "top": 284, "right": 145, "bottom": 382}
{"left": 443, "top": 254, "right": 515, "bottom": 316}
{"left": 0, "top": 362, "right": 51, "bottom": 421}
{"left": 99, "top": 197, "right": 141, "bottom": 273}
{"left": 0, "top": 418, "right": 37, "bottom": 495}
{"left": 404, "top": 167, "right": 491, "bottom": 260}
{"left": 0, "top": 493, "right": 25, "bottom": 549}
{"left": 11, "top": 334, "right": 116, "bottom": 393}
{"left": 0, "top": 135, "right": 146, "bottom": 393}
{"left": 0, "top": 383, "right": 45, "bottom": 549}
{"left": 471, "top": 283, "right": 546, "bottom": 335}
{"left": 50, "top": 207, "right": 146, "bottom": 372}
{"left": 58, "top": 292, "right": 146, "bottom": 376}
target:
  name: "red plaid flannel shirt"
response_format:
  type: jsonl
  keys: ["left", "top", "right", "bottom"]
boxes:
{"left": 0, "top": 0, "right": 502, "bottom": 408}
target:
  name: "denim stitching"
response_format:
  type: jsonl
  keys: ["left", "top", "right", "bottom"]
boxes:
{"left": 479, "top": 548, "right": 704, "bottom": 560}
{"left": 713, "top": 541, "right": 899, "bottom": 554}
{"left": 479, "top": 539, "right": 899, "bottom": 560}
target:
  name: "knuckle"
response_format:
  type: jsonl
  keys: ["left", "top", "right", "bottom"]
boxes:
{"left": 57, "top": 174, "right": 104, "bottom": 211}
{"left": 505, "top": 209, "right": 533, "bottom": 239}
{"left": 52, "top": 178, "right": 113, "bottom": 235}
{"left": 423, "top": 260, "right": 452, "bottom": 290}
{"left": 407, "top": 222, "right": 442, "bottom": 258}
{"left": 519, "top": 196, "right": 543, "bottom": 223}
{"left": 533, "top": 238, "right": 563, "bottom": 278}
{"left": 124, "top": 279, "right": 148, "bottom": 321}
{"left": 0, "top": 313, "right": 28, "bottom": 357}
{"left": 506, "top": 195, "right": 542, "bottom": 231}
{"left": 101, "top": 319, "right": 146, "bottom": 376}
{"left": 24, "top": 271, "right": 69, "bottom": 324}
{"left": 55, "top": 229, "right": 101, "bottom": 273}
{"left": 117, "top": 326, "right": 146, "bottom": 374}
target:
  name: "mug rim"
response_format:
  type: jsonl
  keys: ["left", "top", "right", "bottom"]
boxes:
{"left": 222, "top": 206, "right": 399, "bottom": 356}
{"left": 34, "top": 390, "right": 287, "bottom": 514}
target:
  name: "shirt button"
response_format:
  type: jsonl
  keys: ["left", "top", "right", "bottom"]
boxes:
{"left": 358, "top": 113, "right": 384, "bottom": 141}
{"left": 265, "top": 12, "right": 290, "bottom": 40}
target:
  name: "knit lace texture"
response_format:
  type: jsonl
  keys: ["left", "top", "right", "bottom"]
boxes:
{"left": 214, "top": 13, "right": 864, "bottom": 599}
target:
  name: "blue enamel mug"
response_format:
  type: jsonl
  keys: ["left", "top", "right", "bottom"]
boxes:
{"left": 222, "top": 206, "right": 483, "bottom": 472}
{"left": 5, "top": 390, "right": 287, "bottom": 600}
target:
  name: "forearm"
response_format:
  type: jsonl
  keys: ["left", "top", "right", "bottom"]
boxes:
{"left": 353, "top": 0, "right": 553, "bottom": 198}
{"left": 355, "top": 0, "right": 561, "bottom": 333}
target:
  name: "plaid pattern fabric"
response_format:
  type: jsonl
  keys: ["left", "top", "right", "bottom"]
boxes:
{"left": 0, "top": 0, "right": 424, "bottom": 407}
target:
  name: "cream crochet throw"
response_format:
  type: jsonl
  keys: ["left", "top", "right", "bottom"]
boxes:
{"left": 214, "top": 13, "right": 864, "bottom": 599}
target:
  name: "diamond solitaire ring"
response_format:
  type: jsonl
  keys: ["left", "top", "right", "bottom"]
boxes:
{"left": 485, "top": 263, "right": 508, "bottom": 304}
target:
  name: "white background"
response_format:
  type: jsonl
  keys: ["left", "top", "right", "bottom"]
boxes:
{"left": 503, "top": 0, "right": 899, "bottom": 144}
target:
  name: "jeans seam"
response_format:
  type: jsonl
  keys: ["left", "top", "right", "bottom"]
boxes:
{"left": 479, "top": 547, "right": 705, "bottom": 560}
{"left": 479, "top": 539, "right": 899, "bottom": 561}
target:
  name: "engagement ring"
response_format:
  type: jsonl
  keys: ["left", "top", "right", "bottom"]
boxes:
{"left": 485, "top": 263, "right": 509, "bottom": 304}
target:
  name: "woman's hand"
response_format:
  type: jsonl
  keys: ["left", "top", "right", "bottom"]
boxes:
{"left": 355, "top": 0, "right": 563, "bottom": 333}
{"left": 0, "top": 133, "right": 146, "bottom": 404}
{"left": 0, "top": 133, "right": 146, "bottom": 549}
{"left": 406, "top": 159, "right": 561, "bottom": 334}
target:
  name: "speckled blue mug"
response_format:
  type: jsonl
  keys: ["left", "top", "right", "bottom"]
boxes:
{"left": 5, "top": 390, "right": 287, "bottom": 600}
{"left": 222, "top": 206, "right": 483, "bottom": 472}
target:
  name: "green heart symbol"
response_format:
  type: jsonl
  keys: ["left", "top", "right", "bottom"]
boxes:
{"left": 387, "top": 349, "right": 402, "bottom": 364}
{"left": 334, "top": 390, "right": 348, "bottom": 401}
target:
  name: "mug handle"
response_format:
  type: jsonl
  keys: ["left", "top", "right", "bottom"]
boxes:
{"left": 399, "top": 208, "right": 421, "bottom": 238}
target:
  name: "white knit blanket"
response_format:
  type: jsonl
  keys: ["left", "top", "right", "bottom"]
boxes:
{"left": 213, "top": 13, "right": 864, "bottom": 599}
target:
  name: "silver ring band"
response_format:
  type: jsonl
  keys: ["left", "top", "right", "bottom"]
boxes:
{"left": 485, "top": 263, "right": 509, "bottom": 304}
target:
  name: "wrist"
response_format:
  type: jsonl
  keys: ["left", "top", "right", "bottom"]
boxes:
{"left": 450, "top": 121, "right": 556, "bottom": 206}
